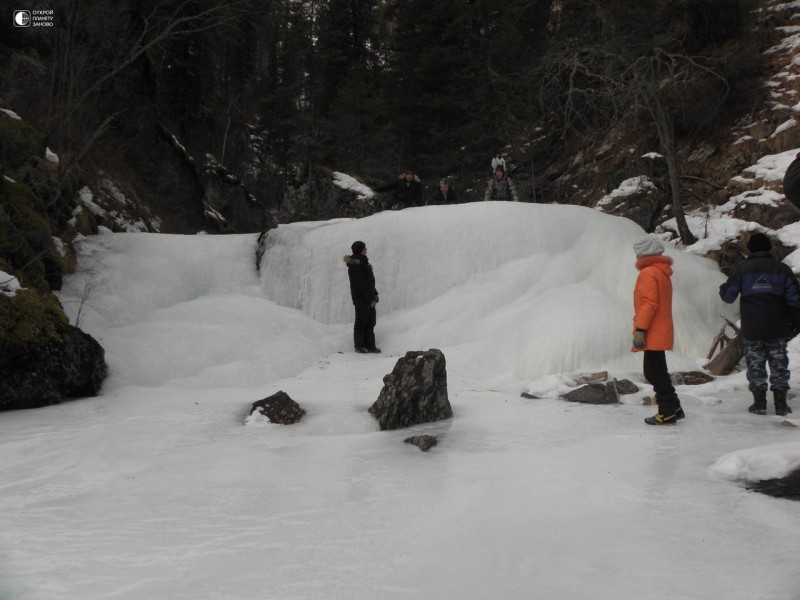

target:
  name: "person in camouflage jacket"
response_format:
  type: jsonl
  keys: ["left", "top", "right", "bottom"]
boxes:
{"left": 484, "top": 164, "right": 519, "bottom": 202}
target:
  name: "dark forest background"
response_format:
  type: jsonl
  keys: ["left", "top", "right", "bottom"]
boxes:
{"left": 1, "top": 0, "right": 767, "bottom": 233}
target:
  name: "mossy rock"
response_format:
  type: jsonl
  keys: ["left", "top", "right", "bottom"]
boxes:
{"left": 0, "top": 323, "right": 107, "bottom": 410}
{"left": 0, "top": 288, "right": 69, "bottom": 368}
{"left": 0, "top": 177, "right": 62, "bottom": 291}
{"left": 0, "top": 112, "right": 45, "bottom": 170}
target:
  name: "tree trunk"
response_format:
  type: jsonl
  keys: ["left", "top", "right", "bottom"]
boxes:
{"left": 651, "top": 93, "right": 697, "bottom": 246}
{"left": 706, "top": 334, "right": 743, "bottom": 376}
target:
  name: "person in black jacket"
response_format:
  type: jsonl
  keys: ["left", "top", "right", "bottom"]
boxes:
{"left": 426, "top": 178, "right": 458, "bottom": 205}
{"left": 343, "top": 240, "right": 380, "bottom": 353}
{"left": 783, "top": 152, "right": 800, "bottom": 209}
{"left": 719, "top": 232, "right": 800, "bottom": 416}
{"left": 375, "top": 171, "right": 422, "bottom": 210}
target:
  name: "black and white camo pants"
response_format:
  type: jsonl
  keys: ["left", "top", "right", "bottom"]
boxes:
{"left": 743, "top": 338, "right": 790, "bottom": 391}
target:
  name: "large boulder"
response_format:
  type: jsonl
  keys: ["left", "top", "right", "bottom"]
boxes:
{"left": 562, "top": 383, "right": 615, "bottom": 404}
{"left": 0, "top": 324, "right": 107, "bottom": 410}
{"left": 369, "top": 349, "right": 453, "bottom": 431}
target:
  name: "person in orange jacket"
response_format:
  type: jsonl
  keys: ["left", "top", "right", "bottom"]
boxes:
{"left": 631, "top": 235, "right": 685, "bottom": 425}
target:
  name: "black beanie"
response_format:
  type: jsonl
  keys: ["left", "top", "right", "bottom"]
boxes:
{"left": 747, "top": 233, "right": 772, "bottom": 253}
{"left": 351, "top": 240, "right": 366, "bottom": 254}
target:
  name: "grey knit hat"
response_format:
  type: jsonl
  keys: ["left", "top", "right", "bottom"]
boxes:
{"left": 633, "top": 235, "right": 665, "bottom": 258}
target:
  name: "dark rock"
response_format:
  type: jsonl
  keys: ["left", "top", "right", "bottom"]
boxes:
{"left": 566, "top": 379, "right": 636, "bottom": 405}
{"left": 606, "top": 380, "right": 621, "bottom": 403}
{"left": 612, "top": 378, "right": 640, "bottom": 395}
{"left": 748, "top": 465, "right": 800, "bottom": 500}
{"left": 250, "top": 390, "right": 305, "bottom": 425}
{"left": 729, "top": 201, "right": 799, "bottom": 240}
{"left": 572, "top": 371, "right": 608, "bottom": 385}
{"left": 562, "top": 383, "right": 618, "bottom": 404}
{"left": 369, "top": 349, "right": 452, "bottom": 431}
{"left": 0, "top": 325, "right": 107, "bottom": 410}
{"left": 520, "top": 392, "right": 540, "bottom": 399}
{"left": 404, "top": 435, "right": 438, "bottom": 451}
{"left": 278, "top": 167, "right": 375, "bottom": 224}
{"left": 157, "top": 122, "right": 269, "bottom": 233}
{"left": 60, "top": 326, "right": 108, "bottom": 398}
{"left": 671, "top": 371, "right": 715, "bottom": 385}
{"left": 597, "top": 186, "right": 667, "bottom": 232}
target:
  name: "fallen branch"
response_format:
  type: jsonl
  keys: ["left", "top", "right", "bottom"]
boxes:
{"left": 705, "top": 318, "right": 743, "bottom": 376}
{"left": 679, "top": 175, "right": 726, "bottom": 190}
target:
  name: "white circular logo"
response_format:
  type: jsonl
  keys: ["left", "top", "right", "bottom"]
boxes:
{"left": 14, "top": 11, "right": 30, "bottom": 26}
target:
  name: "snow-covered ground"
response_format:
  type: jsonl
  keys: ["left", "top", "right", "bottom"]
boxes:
{"left": 1, "top": 202, "right": 799, "bottom": 599}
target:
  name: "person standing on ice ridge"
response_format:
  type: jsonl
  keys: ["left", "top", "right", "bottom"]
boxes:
{"left": 426, "top": 177, "right": 458, "bottom": 205}
{"left": 631, "top": 235, "right": 685, "bottom": 425}
{"left": 483, "top": 163, "right": 519, "bottom": 202}
{"left": 374, "top": 170, "right": 422, "bottom": 210}
{"left": 719, "top": 232, "right": 800, "bottom": 416}
{"left": 344, "top": 240, "right": 381, "bottom": 354}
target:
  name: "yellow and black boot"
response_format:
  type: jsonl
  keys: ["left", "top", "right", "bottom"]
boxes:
{"left": 644, "top": 396, "right": 686, "bottom": 425}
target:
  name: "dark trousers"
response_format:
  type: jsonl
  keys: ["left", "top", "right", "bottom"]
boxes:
{"left": 353, "top": 302, "right": 376, "bottom": 350}
{"left": 643, "top": 350, "right": 680, "bottom": 413}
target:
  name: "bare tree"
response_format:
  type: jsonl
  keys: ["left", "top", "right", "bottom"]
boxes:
{"left": 58, "top": 259, "right": 109, "bottom": 328}
{"left": 538, "top": 9, "right": 736, "bottom": 246}
{"left": 45, "top": 0, "right": 245, "bottom": 178}
{"left": 627, "top": 47, "right": 732, "bottom": 246}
